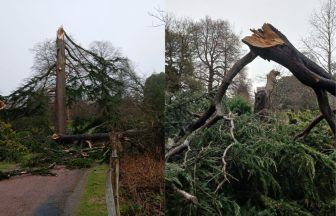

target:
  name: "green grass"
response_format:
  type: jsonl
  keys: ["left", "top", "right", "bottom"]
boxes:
{"left": 0, "top": 161, "right": 17, "bottom": 171}
{"left": 76, "top": 164, "right": 108, "bottom": 216}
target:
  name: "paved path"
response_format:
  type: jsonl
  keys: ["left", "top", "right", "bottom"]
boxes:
{"left": 0, "top": 166, "right": 88, "bottom": 216}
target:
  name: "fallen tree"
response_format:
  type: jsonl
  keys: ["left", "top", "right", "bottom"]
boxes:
{"left": 166, "top": 23, "right": 336, "bottom": 161}
{"left": 165, "top": 22, "right": 336, "bottom": 215}
{"left": 52, "top": 129, "right": 149, "bottom": 143}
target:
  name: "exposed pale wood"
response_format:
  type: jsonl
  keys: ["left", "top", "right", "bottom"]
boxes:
{"left": 243, "top": 23, "right": 285, "bottom": 48}
{"left": 172, "top": 184, "right": 198, "bottom": 204}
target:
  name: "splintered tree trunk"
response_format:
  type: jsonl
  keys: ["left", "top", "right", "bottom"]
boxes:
{"left": 265, "top": 69, "right": 280, "bottom": 108}
{"left": 243, "top": 23, "right": 336, "bottom": 137}
{"left": 254, "top": 89, "right": 267, "bottom": 113}
{"left": 55, "top": 26, "right": 66, "bottom": 134}
{"left": 254, "top": 70, "right": 280, "bottom": 113}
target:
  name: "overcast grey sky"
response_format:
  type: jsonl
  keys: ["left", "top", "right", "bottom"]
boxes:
{"left": 166, "top": 0, "right": 321, "bottom": 90}
{"left": 0, "top": 0, "right": 164, "bottom": 95}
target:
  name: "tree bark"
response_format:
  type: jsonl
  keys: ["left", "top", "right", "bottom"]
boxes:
{"left": 55, "top": 26, "right": 67, "bottom": 134}
{"left": 254, "top": 70, "right": 280, "bottom": 113}
{"left": 254, "top": 90, "right": 267, "bottom": 114}
{"left": 184, "top": 51, "right": 257, "bottom": 134}
{"left": 52, "top": 133, "right": 110, "bottom": 142}
{"left": 314, "top": 88, "right": 336, "bottom": 135}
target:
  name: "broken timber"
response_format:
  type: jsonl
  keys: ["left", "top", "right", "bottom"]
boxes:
{"left": 52, "top": 129, "right": 148, "bottom": 143}
{"left": 243, "top": 23, "right": 336, "bottom": 137}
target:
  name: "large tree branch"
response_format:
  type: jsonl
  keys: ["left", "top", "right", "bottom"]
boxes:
{"left": 242, "top": 23, "right": 336, "bottom": 96}
{"left": 166, "top": 51, "right": 256, "bottom": 160}
{"left": 295, "top": 109, "right": 336, "bottom": 140}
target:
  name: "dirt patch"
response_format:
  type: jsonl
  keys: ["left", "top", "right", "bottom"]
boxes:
{"left": 0, "top": 166, "right": 87, "bottom": 216}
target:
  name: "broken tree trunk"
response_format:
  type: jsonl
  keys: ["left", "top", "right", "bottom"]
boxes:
{"left": 55, "top": 26, "right": 67, "bottom": 134}
{"left": 243, "top": 24, "right": 336, "bottom": 95}
{"left": 243, "top": 23, "right": 336, "bottom": 137}
{"left": 265, "top": 70, "right": 280, "bottom": 108}
{"left": 52, "top": 133, "right": 110, "bottom": 142}
{"left": 254, "top": 89, "right": 268, "bottom": 114}
{"left": 254, "top": 70, "right": 280, "bottom": 113}
{"left": 52, "top": 129, "right": 148, "bottom": 143}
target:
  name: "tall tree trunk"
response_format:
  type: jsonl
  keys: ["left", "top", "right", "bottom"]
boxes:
{"left": 55, "top": 26, "right": 66, "bottom": 134}
{"left": 208, "top": 68, "right": 214, "bottom": 92}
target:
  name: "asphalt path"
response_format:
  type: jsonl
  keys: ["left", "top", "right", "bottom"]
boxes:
{"left": 0, "top": 166, "right": 88, "bottom": 216}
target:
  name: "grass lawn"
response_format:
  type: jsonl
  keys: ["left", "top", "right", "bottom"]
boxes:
{"left": 76, "top": 164, "right": 108, "bottom": 216}
{"left": 0, "top": 161, "right": 17, "bottom": 171}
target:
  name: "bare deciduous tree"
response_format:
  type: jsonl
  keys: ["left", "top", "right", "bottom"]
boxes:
{"left": 228, "top": 68, "right": 252, "bottom": 101}
{"left": 302, "top": 0, "right": 336, "bottom": 74}
{"left": 191, "top": 16, "right": 241, "bottom": 92}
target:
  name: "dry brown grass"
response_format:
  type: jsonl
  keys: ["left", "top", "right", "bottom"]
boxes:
{"left": 119, "top": 153, "right": 164, "bottom": 216}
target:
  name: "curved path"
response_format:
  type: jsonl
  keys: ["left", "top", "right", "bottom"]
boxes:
{"left": 0, "top": 166, "right": 88, "bottom": 216}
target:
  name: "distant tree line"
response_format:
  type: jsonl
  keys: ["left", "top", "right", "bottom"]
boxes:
{"left": 165, "top": 15, "right": 252, "bottom": 101}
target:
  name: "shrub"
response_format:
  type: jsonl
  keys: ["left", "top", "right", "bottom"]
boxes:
{"left": 165, "top": 111, "right": 335, "bottom": 215}
{"left": 225, "top": 95, "right": 252, "bottom": 115}
{"left": 0, "top": 121, "right": 27, "bottom": 161}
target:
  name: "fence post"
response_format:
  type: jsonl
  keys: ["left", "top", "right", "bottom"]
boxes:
{"left": 110, "top": 132, "right": 121, "bottom": 216}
